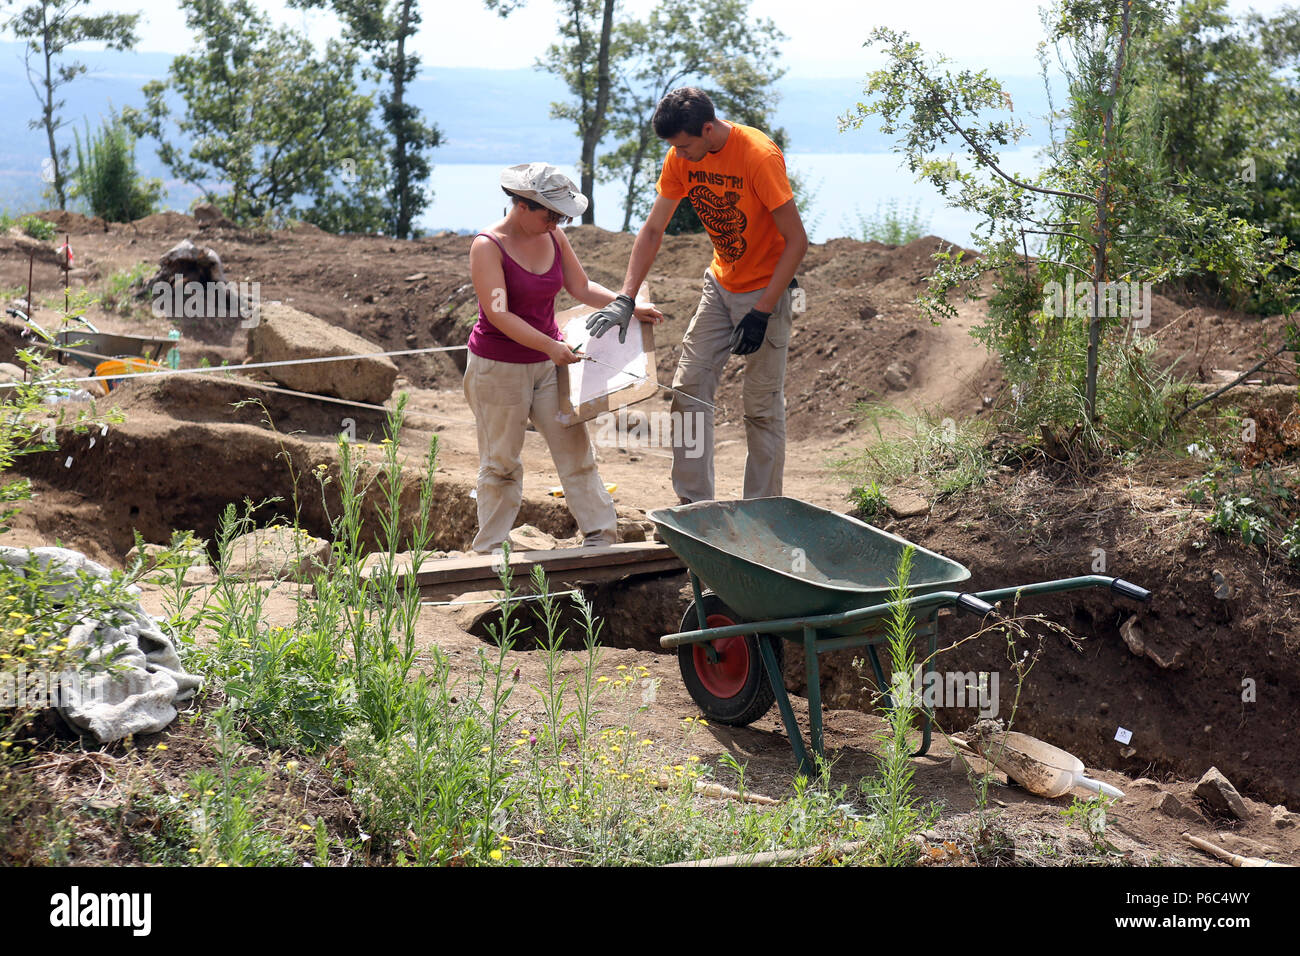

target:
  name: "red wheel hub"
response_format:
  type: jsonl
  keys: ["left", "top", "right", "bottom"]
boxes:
{"left": 693, "top": 613, "right": 751, "bottom": 699}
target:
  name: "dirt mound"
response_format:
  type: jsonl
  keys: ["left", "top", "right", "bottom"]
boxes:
{"left": 102, "top": 373, "right": 391, "bottom": 439}
{"left": 127, "top": 211, "right": 199, "bottom": 235}
{"left": 30, "top": 210, "right": 109, "bottom": 234}
{"left": 1145, "top": 293, "right": 1297, "bottom": 386}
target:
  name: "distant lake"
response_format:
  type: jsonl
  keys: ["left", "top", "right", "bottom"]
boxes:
{"left": 422, "top": 146, "right": 1047, "bottom": 247}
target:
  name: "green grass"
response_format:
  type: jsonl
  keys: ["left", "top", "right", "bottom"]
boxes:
{"left": 833, "top": 405, "right": 994, "bottom": 499}
{"left": 7, "top": 214, "right": 57, "bottom": 241}
{"left": 98, "top": 262, "right": 152, "bottom": 316}
{"left": 844, "top": 198, "right": 930, "bottom": 245}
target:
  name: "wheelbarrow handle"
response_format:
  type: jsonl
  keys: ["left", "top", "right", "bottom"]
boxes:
{"left": 1110, "top": 578, "right": 1152, "bottom": 603}
{"left": 955, "top": 592, "right": 999, "bottom": 620}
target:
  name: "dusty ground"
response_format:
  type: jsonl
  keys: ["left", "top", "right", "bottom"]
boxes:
{"left": 2, "top": 209, "right": 1299, "bottom": 865}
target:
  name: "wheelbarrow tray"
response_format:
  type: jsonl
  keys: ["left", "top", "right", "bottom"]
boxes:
{"left": 53, "top": 329, "right": 174, "bottom": 370}
{"left": 648, "top": 497, "right": 970, "bottom": 634}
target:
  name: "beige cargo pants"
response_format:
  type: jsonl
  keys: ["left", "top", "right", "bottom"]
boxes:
{"left": 463, "top": 353, "right": 618, "bottom": 553}
{"left": 670, "top": 270, "right": 793, "bottom": 503}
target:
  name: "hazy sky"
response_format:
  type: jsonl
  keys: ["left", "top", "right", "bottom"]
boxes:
{"left": 66, "top": 0, "right": 1299, "bottom": 79}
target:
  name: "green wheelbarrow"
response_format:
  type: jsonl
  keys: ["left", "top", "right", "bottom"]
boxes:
{"left": 650, "top": 497, "right": 1152, "bottom": 775}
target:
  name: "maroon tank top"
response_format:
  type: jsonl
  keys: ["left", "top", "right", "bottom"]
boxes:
{"left": 468, "top": 231, "right": 563, "bottom": 363}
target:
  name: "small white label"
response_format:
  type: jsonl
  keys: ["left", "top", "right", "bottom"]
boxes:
{"left": 64, "top": 456, "right": 72, "bottom": 469}
{"left": 1114, "top": 726, "right": 1133, "bottom": 744}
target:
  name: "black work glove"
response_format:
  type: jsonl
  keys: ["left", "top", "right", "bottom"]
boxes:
{"left": 729, "top": 308, "right": 771, "bottom": 355}
{"left": 585, "top": 294, "right": 636, "bottom": 343}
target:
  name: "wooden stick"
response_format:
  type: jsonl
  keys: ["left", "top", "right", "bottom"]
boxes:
{"left": 1182, "top": 832, "right": 1292, "bottom": 867}
{"left": 668, "top": 839, "right": 876, "bottom": 868}
{"left": 653, "top": 773, "right": 779, "bottom": 805}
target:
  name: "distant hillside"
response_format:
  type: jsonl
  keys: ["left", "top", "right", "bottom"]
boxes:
{"left": 0, "top": 41, "right": 1055, "bottom": 210}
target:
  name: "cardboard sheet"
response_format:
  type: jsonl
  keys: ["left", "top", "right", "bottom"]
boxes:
{"left": 554, "top": 291, "right": 658, "bottom": 425}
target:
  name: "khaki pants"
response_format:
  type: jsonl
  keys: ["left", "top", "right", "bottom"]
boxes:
{"left": 463, "top": 353, "right": 617, "bottom": 552}
{"left": 670, "top": 271, "right": 792, "bottom": 503}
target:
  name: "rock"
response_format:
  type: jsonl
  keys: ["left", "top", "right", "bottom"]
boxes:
{"left": 884, "top": 361, "right": 913, "bottom": 391}
{"left": 1130, "top": 777, "right": 1163, "bottom": 793}
{"left": 0, "top": 362, "right": 28, "bottom": 383}
{"left": 1155, "top": 791, "right": 1201, "bottom": 821}
{"left": 616, "top": 505, "right": 653, "bottom": 543}
{"left": 404, "top": 273, "right": 427, "bottom": 282}
{"left": 1119, "top": 615, "right": 1181, "bottom": 669}
{"left": 887, "top": 492, "right": 930, "bottom": 518}
{"left": 1272, "top": 805, "right": 1298, "bottom": 829}
{"left": 1212, "top": 569, "right": 1232, "bottom": 600}
{"left": 221, "top": 526, "right": 330, "bottom": 579}
{"left": 144, "top": 239, "right": 248, "bottom": 323}
{"left": 192, "top": 202, "right": 236, "bottom": 228}
{"left": 1195, "top": 766, "right": 1251, "bottom": 821}
{"left": 247, "top": 302, "right": 397, "bottom": 404}
{"left": 507, "top": 524, "right": 556, "bottom": 552}
{"left": 947, "top": 753, "right": 996, "bottom": 778}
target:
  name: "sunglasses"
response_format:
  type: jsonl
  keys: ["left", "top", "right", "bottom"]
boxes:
{"left": 518, "top": 195, "right": 570, "bottom": 224}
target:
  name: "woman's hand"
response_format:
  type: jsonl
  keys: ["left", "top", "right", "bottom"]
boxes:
{"left": 634, "top": 301, "right": 664, "bottom": 325}
{"left": 546, "top": 340, "right": 582, "bottom": 366}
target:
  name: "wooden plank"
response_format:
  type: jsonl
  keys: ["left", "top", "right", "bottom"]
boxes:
{"left": 417, "top": 560, "right": 686, "bottom": 603}
{"left": 360, "top": 542, "right": 683, "bottom": 590}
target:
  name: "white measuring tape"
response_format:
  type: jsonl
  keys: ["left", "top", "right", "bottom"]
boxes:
{"left": 0, "top": 343, "right": 472, "bottom": 391}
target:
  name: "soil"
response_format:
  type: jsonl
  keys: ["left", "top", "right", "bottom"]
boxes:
{"left": 2, "top": 208, "right": 1299, "bottom": 866}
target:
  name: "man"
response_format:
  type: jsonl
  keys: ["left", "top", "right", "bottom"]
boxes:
{"left": 587, "top": 87, "right": 808, "bottom": 504}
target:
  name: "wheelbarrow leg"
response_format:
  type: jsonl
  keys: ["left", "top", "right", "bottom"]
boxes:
{"left": 803, "top": 627, "right": 824, "bottom": 767}
{"left": 757, "top": 635, "right": 813, "bottom": 775}
{"left": 865, "top": 643, "right": 891, "bottom": 708}
{"left": 912, "top": 614, "right": 939, "bottom": 758}
{"left": 865, "top": 621, "right": 937, "bottom": 758}
{"left": 688, "top": 572, "right": 718, "bottom": 664}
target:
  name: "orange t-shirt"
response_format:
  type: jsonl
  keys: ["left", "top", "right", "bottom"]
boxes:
{"left": 657, "top": 123, "right": 794, "bottom": 293}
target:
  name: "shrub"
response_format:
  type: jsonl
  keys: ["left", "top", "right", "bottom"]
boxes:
{"left": 71, "top": 112, "right": 163, "bottom": 223}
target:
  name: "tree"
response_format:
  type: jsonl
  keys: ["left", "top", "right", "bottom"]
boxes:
{"left": 288, "top": 0, "right": 444, "bottom": 239}
{"left": 123, "top": 0, "right": 388, "bottom": 231}
{"left": 1127, "top": 0, "right": 1300, "bottom": 307}
{"left": 4, "top": 0, "right": 140, "bottom": 209}
{"left": 599, "top": 0, "right": 786, "bottom": 232}
{"left": 843, "top": 0, "right": 1298, "bottom": 445}
{"left": 71, "top": 110, "right": 164, "bottom": 222}
{"left": 488, "top": 0, "right": 617, "bottom": 226}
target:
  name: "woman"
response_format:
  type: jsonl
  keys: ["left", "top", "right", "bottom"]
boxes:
{"left": 465, "top": 162, "right": 662, "bottom": 554}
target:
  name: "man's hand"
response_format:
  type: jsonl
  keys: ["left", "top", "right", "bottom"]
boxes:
{"left": 729, "top": 308, "right": 770, "bottom": 355}
{"left": 585, "top": 294, "right": 636, "bottom": 343}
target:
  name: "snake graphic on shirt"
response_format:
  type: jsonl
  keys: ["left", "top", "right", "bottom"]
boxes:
{"left": 688, "top": 186, "right": 747, "bottom": 263}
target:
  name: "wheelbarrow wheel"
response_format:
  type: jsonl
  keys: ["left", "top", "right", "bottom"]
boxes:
{"left": 678, "top": 593, "right": 782, "bottom": 727}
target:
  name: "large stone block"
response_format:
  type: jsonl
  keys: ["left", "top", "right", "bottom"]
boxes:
{"left": 248, "top": 302, "right": 396, "bottom": 404}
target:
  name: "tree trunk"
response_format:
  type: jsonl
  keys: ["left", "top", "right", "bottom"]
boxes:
{"left": 621, "top": 124, "right": 650, "bottom": 232}
{"left": 1086, "top": 0, "right": 1134, "bottom": 424}
{"left": 392, "top": 0, "right": 414, "bottom": 238}
{"left": 579, "top": 0, "right": 616, "bottom": 226}
{"left": 40, "top": 17, "right": 66, "bottom": 209}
